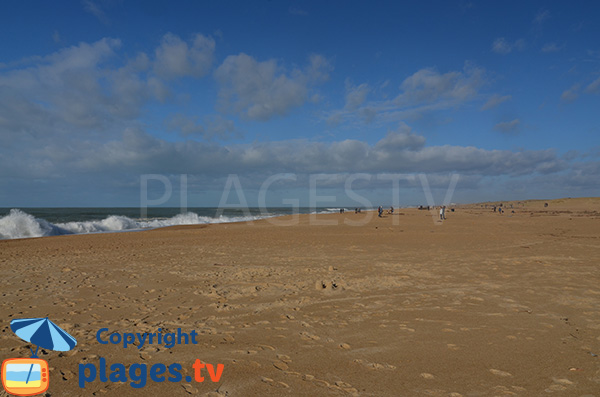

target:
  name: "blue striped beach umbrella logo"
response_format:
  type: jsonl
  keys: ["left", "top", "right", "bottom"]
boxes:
{"left": 10, "top": 317, "right": 77, "bottom": 357}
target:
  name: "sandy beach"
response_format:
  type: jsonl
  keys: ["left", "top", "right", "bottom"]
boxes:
{"left": 1, "top": 198, "right": 599, "bottom": 396}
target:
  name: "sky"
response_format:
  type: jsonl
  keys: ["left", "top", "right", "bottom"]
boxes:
{"left": 1, "top": 0, "right": 599, "bottom": 207}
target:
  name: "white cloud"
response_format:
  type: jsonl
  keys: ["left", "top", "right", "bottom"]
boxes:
{"left": 1, "top": 35, "right": 595, "bottom": 205}
{"left": 514, "top": 39, "right": 527, "bottom": 51}
{"left": 4, "top": 109, "right": 593, "bottom": 205}
{"left": 326, "top": 112, "right": 342, "bottom": 127}
{"left": 374, "top": 124, "right": 426, "bottom": 151}
{"left": 108, "top": 53, "right": 157, "bottom": 119}
{"left": 533, "top": 9, "right": 550, "bottom": 25}
{"left": 306, "top": 54, "right": 333, "bottom": 82}
{"left": 541, "top": 42, "right": 563, "bottom": 53}
{"left": 396, "top": 63, "right": 485, "bottom": 107}
{"left": 0, "top": 33, "right": 218, "bottom": 148}
{"left": 166, "top": 113, "right": 238, "bottom": 140}
{"left": 214, "top": 53, "right": 331, "bottom": 121}
{"left": 82, "top": 0, "right": 107, "bottom": 23}
{"left": 493, "top": 119, "right": 520, "bottom": 134}
{"left": 0, "top": 38, "right": 122, "bottom": 130}
{"left": 324, "top": 63, "right": 486, "bottom": 128}
{"left": 492, "top": 38, "right": 526, "bottom": 54}
{"left": 153, "top": 33, "right": 215, "bottom": 80}
{"left": 11, "top": 126, "right": 563, "bottom": 180}
{"left": 205, "top": 115, "right": 238, "bottom": 139}
{"left": 561, "top": 84, "right": 580, "bottom": 102}
{"left": 586, "top": 77, "right": 600, "bottom": 94}
{"left": 492, "top": 38, "right": 512, "bottom": 54}
{"left": 481, "top": 94, "right": 511, "bottom": 110}
{"left": 166, "top": 114, "right": 205, "bottom": 137}
{"left": 360, "top": 107, "right": 376, "bottom": 124}
{"left": 345, "top": 81, "right": 370, "bottom": 110}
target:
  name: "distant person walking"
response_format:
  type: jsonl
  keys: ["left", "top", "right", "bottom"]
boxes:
{"left": 378, "top": 206, "right": 383, "bottom": 217}
{"left": 440, "top": 206, "right": 446, "bottom": 220}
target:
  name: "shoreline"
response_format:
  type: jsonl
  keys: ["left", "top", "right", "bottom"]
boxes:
{"left": 3, "top": 196, "right": 599, "bottom": 242}
{"left": 0, "top": 207, "right": 370, "bottom": 241}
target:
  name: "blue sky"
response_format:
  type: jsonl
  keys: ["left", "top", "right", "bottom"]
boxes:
{"left": 0, "top": 1, "right": 599, "bottom": 207}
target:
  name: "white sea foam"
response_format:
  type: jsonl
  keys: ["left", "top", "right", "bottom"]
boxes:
{"left": 0, "top": 209, "right": 62, "bottom": 239}
{"left": 320, "top": 208, "right": 342, "bottom": 213}
{"left": 0, "top": 209, "right": 269, "bottom": 240}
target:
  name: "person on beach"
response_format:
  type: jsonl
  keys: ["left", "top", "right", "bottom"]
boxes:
{"left": 440, "top": 206, "right": 446, "bottom": 220}
{"left": 378, "top": 206, "right": 383, "bottom": 217}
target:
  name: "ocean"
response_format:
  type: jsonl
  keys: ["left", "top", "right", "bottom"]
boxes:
{"left": 0, "top": 207, "right": 352, "bottom": 240}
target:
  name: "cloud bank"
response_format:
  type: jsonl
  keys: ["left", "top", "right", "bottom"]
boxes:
{"left": 0, "top": 34, "right": 598, "bottom": 206}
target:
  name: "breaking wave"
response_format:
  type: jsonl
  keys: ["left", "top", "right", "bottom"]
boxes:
{"left": 0, "top": 209, "right": 269, "bottom": 240}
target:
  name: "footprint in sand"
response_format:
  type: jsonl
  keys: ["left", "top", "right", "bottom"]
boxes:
{"left": 551, "top": 378, "right": 574, "bottom": 386}
{"left": 331, "top": 381, "right": 359, "bottom": 396}
{"left": 420, "top": 373, "right": 435, "bottom": 379}
{"left": 489, "top": 369, "right": 512, "bottom": 377}
{"left": 60, "top": 369, "right": 75, "bottom": 380}
{"left": 545, "top": 384, "right": 568, "bottom": 392}
{"left": 182, "top": 383, "right": 199, "bottom": 394}
{"left": 353, "top": 359, "right": 396, "bottom": 370}
{"left": 312, "top": 379, "right": 330, "bottom": 388}
{"left": 221, "top": 334, "right": 235, "bottom": 343}
{"left": 273, "top": 361, "right": 289, "bottom": 371}
{"left": 261, "top": 376, "right": 289, "bottom": 388}
{"left": 276, "top": 354, "right": 292, "bottom": 363}
{"left": 315, "top": 280, "right": 341, "bottom": 291}
{"left": 299, "top": 331, "right": 320, "bottom": 341}
{"left": 334, "top": 380, "right": 352, "bottom": 388}
{"left": 261, "top": 376, "right": 274, "bottom": 385}
{"left": 249, "top": 361, "right": 261, "bottom": 368}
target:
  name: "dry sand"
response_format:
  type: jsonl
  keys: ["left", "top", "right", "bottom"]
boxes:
{"left": 1, "top": 198, "right": 600, "bottom": 396}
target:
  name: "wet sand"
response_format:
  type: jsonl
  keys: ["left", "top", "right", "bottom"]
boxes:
{"left": 1, "top": 198, "right": 599, "bottom": 396}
